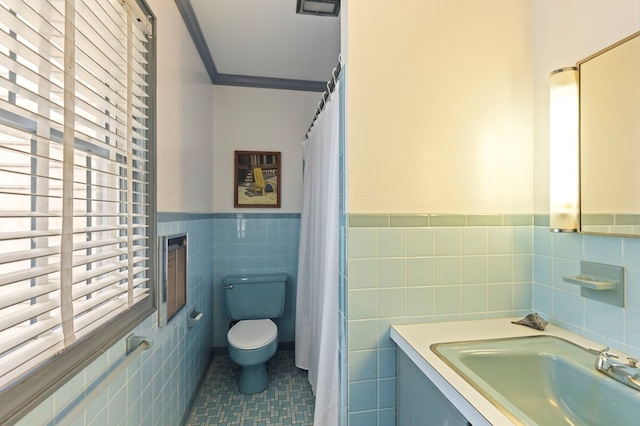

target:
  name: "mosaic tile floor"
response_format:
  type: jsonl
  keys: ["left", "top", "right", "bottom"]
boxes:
{"left": 186, "top": 351, "right": 315, "bottom": 425}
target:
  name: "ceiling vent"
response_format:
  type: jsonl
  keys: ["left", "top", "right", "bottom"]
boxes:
{"left": 296, "top": 0, "right": 340, "bottom": 17}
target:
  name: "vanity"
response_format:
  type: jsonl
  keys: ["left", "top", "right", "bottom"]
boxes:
{"left": 391, "top": 318, "right": 640, "bottom": 426}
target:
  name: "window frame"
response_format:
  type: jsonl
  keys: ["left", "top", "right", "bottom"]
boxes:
{"left": 0, "top": 0, "right": 157, "bottom": 423}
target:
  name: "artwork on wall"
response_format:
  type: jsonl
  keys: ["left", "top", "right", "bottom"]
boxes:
{"left": 234, "top": 151, "right": 281, "bottom": 208}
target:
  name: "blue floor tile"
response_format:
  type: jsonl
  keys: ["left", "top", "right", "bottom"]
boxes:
{"left": 186, "top": 351, "right": 315, "bottom": 425}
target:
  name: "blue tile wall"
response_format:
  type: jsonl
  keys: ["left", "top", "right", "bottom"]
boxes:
{"left": 348, "top": 218, "right": 640, "bottom": 426}
{"left": 212, "top": 214, "right": 301, "bottom": 351}
{"left": 346, "top": 217, "right": 534, "bottom": 425}
{"left": 533, "top": 228, "right": 640, "bottom": 358}
{"left": 17, "top": 218, "right": 215, "bottom": 426}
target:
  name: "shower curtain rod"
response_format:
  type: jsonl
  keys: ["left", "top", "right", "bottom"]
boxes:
{"left": 305, "top": 59, "right": 342, "bottom": 138}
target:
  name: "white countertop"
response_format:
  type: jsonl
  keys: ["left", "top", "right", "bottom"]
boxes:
{"left": 390, "top": 318, "right": 616, "bottom": 426}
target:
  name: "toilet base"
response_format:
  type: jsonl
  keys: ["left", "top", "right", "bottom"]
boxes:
{"left": 228, "top": 332, "right": 278, "bottom": 395}
{"left": 238, "top": 363, "right": 269, "bottom": 394}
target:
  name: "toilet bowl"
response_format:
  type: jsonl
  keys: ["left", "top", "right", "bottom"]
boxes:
{"left": 223, "top": 273, "right": 287, "bottom": 394}
{"left": 227, "top": 319, "right": 278, "bottom": 394}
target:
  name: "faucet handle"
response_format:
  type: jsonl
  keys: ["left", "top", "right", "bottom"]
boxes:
{"left": 628, "top": 357, "right": 639, "bottom": 368}
{"left": 588, "top": 346, "right": 619, "bottom": 358}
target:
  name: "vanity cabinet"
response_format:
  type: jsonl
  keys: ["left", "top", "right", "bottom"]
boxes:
{"left": 397, "top": 349, "right": 470, "bottom": 426}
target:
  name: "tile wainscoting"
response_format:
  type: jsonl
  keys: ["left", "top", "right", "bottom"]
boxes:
{"left": 344, "top": 213, "right": 534, "bottom": 425}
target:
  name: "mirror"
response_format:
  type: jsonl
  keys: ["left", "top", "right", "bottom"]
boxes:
{"left": 579, "top": 32, "right": 640, "bottom": 236}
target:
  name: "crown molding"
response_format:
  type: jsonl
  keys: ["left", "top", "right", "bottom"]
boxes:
{"left": 174, "top": 0, "right": 326, "bottom": 92}
{"left": 215, "top": 74, "right": 327, "bottom": 92}
{"left": 174, "top": 0, "right": 218, "bottom": 82}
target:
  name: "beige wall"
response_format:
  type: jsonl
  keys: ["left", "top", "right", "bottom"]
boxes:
{"left": 212, "top": 85, "right": 320, "bottom": 213}
{"left": 152, "top": 0, "right": 214, "bottom": 213}
{"left": 532, "top": 0, "right": 640, "bottom": 213}
{"left": 346, "top": 0, "right": 534, "bottom": 214}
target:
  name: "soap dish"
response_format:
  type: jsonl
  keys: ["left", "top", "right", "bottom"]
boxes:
{"left": 563, "top": 275, "right": 618, "bottom": 291}
{"left": 563, "top": 261, "right": 624, "bottom": 307}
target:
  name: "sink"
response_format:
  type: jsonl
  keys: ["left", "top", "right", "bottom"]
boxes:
{"left": 431, "top": 335, "right": 640, "bottom": 425}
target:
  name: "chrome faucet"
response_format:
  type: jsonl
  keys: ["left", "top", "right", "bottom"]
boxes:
{"left": 592, "top": 347, "right": 640, "bottom": 391}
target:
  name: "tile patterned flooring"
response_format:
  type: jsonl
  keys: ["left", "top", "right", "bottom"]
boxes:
{"left": 186, "top": 351, "right": 315, "bottom": 425}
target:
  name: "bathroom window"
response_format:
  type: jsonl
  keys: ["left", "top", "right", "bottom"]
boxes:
{"left": 0, "top": 0, "right": 156, "bottom": 422}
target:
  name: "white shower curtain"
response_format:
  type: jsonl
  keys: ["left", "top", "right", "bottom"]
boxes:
{"left": 295, "top": 81, "right": 340, "bottom": 426}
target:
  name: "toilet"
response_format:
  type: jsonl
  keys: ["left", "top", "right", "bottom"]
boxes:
{"left": 223, "top": 273, "right": 287, "bottom": 394}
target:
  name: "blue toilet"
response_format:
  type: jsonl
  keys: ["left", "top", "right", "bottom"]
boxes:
{"left": 223, "top": 273, "right": 287, "bottom": 394}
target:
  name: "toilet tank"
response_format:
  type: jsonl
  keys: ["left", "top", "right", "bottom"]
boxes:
{"left": 223, "top": 273, "right": 287, "bottom": 320}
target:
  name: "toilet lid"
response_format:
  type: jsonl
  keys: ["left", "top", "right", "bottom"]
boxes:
{"left": 228, "top": 319, "right": 277, "bottom": 350}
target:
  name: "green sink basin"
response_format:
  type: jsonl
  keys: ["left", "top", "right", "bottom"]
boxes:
{"left": 432, "top": 335, "right": 640, "bottom": 425}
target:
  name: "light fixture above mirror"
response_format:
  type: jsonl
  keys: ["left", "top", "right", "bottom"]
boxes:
{"left": 549, "top": 67, "right": 579, "bottom": 233}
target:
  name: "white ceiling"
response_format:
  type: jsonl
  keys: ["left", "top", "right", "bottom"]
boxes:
{"left": 189, "top": 0, "right": 341, "bottom": 85}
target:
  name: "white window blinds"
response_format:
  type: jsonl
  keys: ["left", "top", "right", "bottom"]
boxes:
{"left": 0, "top": 0, "right": 152, "bottom": 391}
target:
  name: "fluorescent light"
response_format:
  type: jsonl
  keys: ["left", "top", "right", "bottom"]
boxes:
{"left": 549, "top": 67, "right": 579, "bottom": 232}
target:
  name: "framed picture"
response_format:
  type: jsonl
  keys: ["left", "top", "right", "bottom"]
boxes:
{"left": 234, "top": 151, "right": 281, "bottom": 208}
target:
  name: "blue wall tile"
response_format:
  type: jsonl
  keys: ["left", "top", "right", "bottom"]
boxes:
{"left": 378, "top": 228, "right": 407, "bottom": 257}
{"left": 349, "top": 410, "right": 378, "bottom": 426}
{"left": 407, "top": 228, "right": 434, "bottom": 256}
{"left": 488, "top": 227, "right": 513, "bottom": 255}
{"left": 347, "top": 220, "right": 535, "bottom": 422}
{"left": 487, "top": 283, "right": 513, "bottom": 311}
{"left": 487, "top": 255, "right": 513, "bottom": 283}
{"left": 435, "top": 257, "right": 461, "bottom": 286}
{"left": 626, "top": 269, "right": 640, "bottom": 310}
{"left": 552, "top": 258, "right": 581, "bottom": 293}
{"left": 533, "top": 283, "right": 553, "bottom": 318}
{"left": 212, "top": 214, "right": 300, "bottom": 350}
{"left": 534, "top": 228, "right": 640, "bottom": 358}
{"left": 378, "top": 348, "right": 396, "bottom": 378}
{"left": 349, "top": 380, "right": 377, "bottom": 412}
{"left": 624, "top": 238, "right": 640, "bottom": 269}
{"left": 407, "top": 257, "right": 434, "bottom": 286}
{"left": 584, "top": 235, "right": 623, "bottom": 265}
{"left": 378, "top": 408, "right": 396, "bottom": 426}
{"left": 625, "top": 308, "right": 640, "bottom": 353}
{"left": 513, "top": 227, "right": 533, "bottom": 254}
{"left": 552, "top": 289, "right": 584, "bottom": 326}
{"left": 585, "top": 299, "right": 624, "bottom": 342}
{"left": 533, "top": 255, "right": 552, "bottom": 286}
{"left": 435, "top": 228, "right": 462, "bottom": 255}
{"left": 533, "top": 227, "right": 552, "bottom": 256}
{"left": 378, "top": 378, "right": 396, "bottom": 409}
{"left": 378, "top": 258, "right": 407, "bottom": 288}
{"left": 552, "top": 233, "right": 582, "bottom": 260}
{"left": 349, "top": 350, "right": 378, "bottom": 381}
{"left": 349, "top": 320, "right": 379, "bottom": 351}
{"left": 462, "top": 228, "right": 488, "bottom": 255}
{"left": 461, "top": 284, "right": 487, "bottom": 313}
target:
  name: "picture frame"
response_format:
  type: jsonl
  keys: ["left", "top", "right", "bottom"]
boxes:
{"left": 234, "top": 151, "right": 281, "bottom": 208}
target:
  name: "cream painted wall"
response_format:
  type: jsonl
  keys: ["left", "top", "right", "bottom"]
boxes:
{"left": 151, "top": 0, "right": 214, "bottom": 213}
{"left": 212, "top": 85, "right": 321, "bottom": 213}
{"left": 346, "top": 0, "right": 534, "bottom": 214}
{"left": 532, "top": 0, "right": 640, "bottom": 213}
